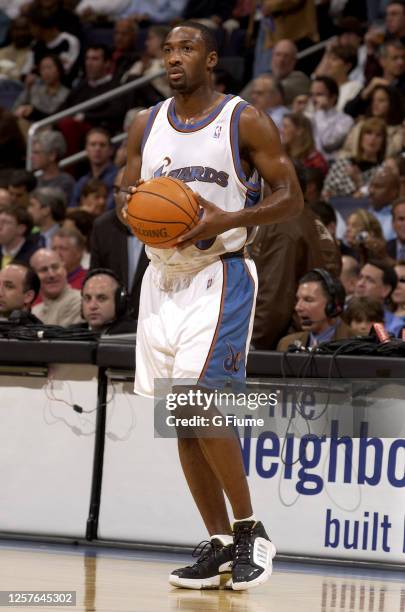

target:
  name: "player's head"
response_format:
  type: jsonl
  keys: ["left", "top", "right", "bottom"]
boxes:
{"left": 163, "top": 21, "right": 218, "bottom": 93}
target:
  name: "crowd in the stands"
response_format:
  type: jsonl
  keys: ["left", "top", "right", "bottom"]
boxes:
{"left": 0, "top": 0, "right": 405, "bottom": 348}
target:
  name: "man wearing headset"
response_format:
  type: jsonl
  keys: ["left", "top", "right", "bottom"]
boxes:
{"left": 79, "top": 268, "right": 136, "bottom": 335}
{"left": 277, "top": 268, "right": 356, "bottom": 351}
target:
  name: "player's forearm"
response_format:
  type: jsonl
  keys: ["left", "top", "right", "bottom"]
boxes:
{"left": 228, "top": 187, "right": 304, "bottom": 228}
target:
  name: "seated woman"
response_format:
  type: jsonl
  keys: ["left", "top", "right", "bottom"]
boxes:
{"left": 79, "top": 178, "right": 108, "bottom": 218}
{"left": 13, "top": 54, "right": 69, "bottom": 122}
{"left": 391, "top": 261, "right": 405, "bottom": 335}
{"left": 343, "top": 208, "right": 387, "bottom": 259}
{"left": 340, "top": 85, "right": 404, "bottom": 159}
{"left": 282, "top": 112, "right": 329, "bottom": 177}
{"left": 323, "top": 117, "right": 387, "bottom": 199}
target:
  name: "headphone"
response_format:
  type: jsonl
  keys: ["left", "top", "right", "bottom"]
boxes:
{"left": 312, "top": 268, "right": 345, "bottom": 319}
{"left": 81, "top": 268, "right": 129, "bottom": 319}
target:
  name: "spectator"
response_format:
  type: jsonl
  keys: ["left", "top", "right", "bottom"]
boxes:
{"left": 75, "top": 0, "right": 186, "bottom": 23}
{"left": 0, "top": 205, "right": 40, "bottom": 268}
{"left": 344, "top": 208, "right": 387, "bottom": 260}
{"left": 387, "top": 198, "right": 405, "bottom": 259}
{"left": 282, "top": 113, "right": 328, "bottom": 177}
{"left": 314, "top": 44, "right": 362, "bottom": 111}
{"left": 8, "top": 169, "right": 37, "bottom": 206}
{"left": 302, "top": 167, "right": 324, "bottom": 205}
{"left": 0, "top": 107, "right": 26, "bottom": 170}
{"left": 335, "top": 16, "right": 366, "bottom": 84}
{"left": 392, "top": 259, "right": 405, "bottom": 328}
{"left": 124, "top": 25, "right": 170, "bottom": 99}
{"left": 0, "top": 16, "right": 32, "bottom": 77}
{"left": 70, "top": 128, "right": 117, "bottom": 209}
{"left": 0, "top": 188, "right": 12, "bottom": 206}
{"left": 270, "top": 40, "right": 310, "bottom": 106}
{"left": 111, "top": 18, "right": 139, "bottom": 81}
{"left": 25, "top": 8, "right": 80, "bottom": 83}
{"left": 90, "top": 166, "right": 148, "bottom": 318}
{"left": 28, "top": 186, "right": 66, "bottom": 247}
{"left": 253, "top": 0, "right": 318, "bottom": 78}
{"left": 78, "top": 268, "right": 136, "bottom": 333}
{"left": 251, "top": 162, "right": 341, "bottom": 350}
{"left": 244, "top": 39, "right": 310, "bottom": 105}
{"left": 79, "top": 178, "right": 108, "bottom": 217}
{"left": 51, "top": 226, "right": 87, "bottom": 289}
{"left": 343, "top": 295, "right": 385, "bottom": 335}
{"left": 30, "top": 247, "right": 82, "bottom": 325}
{"left": 26, "top": 0, "right": 83, "bottom": 40}
{"left": 323, "top": 117, "right": 387, "bottom": 198}
{"left": 13, "top": 54, "right": 69, "bottom": 122}
{"left": 310, "top": 76, "right": 354, "bottom": 162}
{"left": 277, "top": 269, "right": 354, "bottom": 351}
{"left": 0, "top": 262, "right": 41, "bottom": 322}
{"left": 341, "top": 85, "right": 404, "bottom": 159}
{"left": 30, "top": 130, "right": 75, "bottom": 202}
{"left": 63, "top": 208, "right": 94, "bottom": 267}
{"left": 367, "top": 166, "right": 399, "bottom": 240}
{"left": 250, "top": 74, "right": 288, "bottom": 131}
{"left": 347, "top": 40, "right": 405, "bottom": 117}
{"left": 340, "top": 255, "right": 360, "bottom": 302}
{"left": 58, "top": 45, "right": 123, "bottom": 155}
{"left": 354, "top": 258, "right": 403, "bottom": 335}
{"left": 385, "top": 0, "right": 405, "bottom": 43}
{"left": 310, "top": 200, "right": 338, "bottom": 238}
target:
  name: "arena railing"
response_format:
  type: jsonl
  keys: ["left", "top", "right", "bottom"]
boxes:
{"left": 25, "top": 69, "right": 165, "bottom": 171}
{"left": 26, "top": 37, "right": 332, "bottom": 172}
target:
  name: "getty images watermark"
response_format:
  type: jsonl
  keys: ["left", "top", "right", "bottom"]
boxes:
{"left": 153, "top": 377, "right": 405, "bottom": 439}
{"left": 153, "top": 379, "right": 282, "bottom": 438}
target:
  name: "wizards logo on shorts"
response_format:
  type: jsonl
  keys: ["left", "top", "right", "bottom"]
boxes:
{"left": 154, "top": 158, "right": 229, "bottom": 188}
{"left": 223, "top": 342, "right": 243, "bottom": 373}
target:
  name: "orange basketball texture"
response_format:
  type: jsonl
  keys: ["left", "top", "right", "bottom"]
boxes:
{"left": 126, "top": 177, "right": 200, "bottom": 248}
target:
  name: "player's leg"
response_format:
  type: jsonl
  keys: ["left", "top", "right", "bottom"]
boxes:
{"left": 177, "top": 437, "right": 232, "bottom": 535}
{"left": 169, "top": 436, "right": 234, "bottom": 589}
{"left": 171, "top": 255, "right": 276, "bottom": 591}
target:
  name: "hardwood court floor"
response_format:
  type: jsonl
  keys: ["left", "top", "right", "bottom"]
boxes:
{"left": 0, "top": 541, "right": 404, "bottom": 612}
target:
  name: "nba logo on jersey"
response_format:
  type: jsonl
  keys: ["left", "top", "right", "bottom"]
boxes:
{"left": 213, "top": 125, "right": 222, "bottom": 139}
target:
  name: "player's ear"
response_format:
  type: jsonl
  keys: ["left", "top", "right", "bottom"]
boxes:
{"left": 207, "top": 51, "right": 218, "bottom": 70}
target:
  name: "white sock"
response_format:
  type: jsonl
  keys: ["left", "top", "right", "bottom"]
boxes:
{"left": 234, "top": 514, "right": 256, "bottom": 524}
{"left": 210, "top": 534, "right": 233, "bottom": 545}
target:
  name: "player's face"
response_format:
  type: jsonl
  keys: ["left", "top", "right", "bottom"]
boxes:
{"left": 163, "top": 27, "right": 216, "bottom": 93}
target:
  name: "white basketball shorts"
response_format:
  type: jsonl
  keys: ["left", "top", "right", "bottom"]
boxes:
{"left": 134, "top": 253, "right": 258, "bottom": 397}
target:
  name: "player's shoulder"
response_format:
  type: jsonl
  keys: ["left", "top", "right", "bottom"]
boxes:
{"left": 237, "top": 103, "right": 279, "bottom": 148}
{"left": 238, "top": 103, "right": 274, "bottom": 129}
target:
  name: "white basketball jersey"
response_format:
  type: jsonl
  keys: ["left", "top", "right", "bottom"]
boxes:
{"left": 140, "top": 94, "right": 261, "bottom": 281}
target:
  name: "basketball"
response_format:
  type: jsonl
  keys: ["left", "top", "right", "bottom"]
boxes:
{"left": 126, "top": 176, "right": 200, "bottom": 248}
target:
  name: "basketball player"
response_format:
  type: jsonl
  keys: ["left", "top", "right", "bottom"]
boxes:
{"left": 121, "top": 22, "right": 304, "bottom": 590}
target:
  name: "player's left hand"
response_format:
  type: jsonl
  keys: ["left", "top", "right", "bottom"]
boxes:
{"left": 176, "top": 194, "right": 234, "bottom": 249}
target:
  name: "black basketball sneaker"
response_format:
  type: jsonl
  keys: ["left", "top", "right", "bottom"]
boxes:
{"left": 169, "top": 537, "right": 233, "bottom": 589}
{"left": 231, "top": 520, "right": 276, "bottom": 590}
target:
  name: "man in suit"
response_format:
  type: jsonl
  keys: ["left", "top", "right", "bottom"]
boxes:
{"left": 0, "top": 205, "right": 40, "bottom": 269}
{"left": 90, "top": 167, "right": 148, "bottom": 319}
{"left": 252, "top": 162, "right": 341, "bottom": 350}
{"left": 0, "top": 262, "right": 41, "bottom": 323}
{"left": 387, "top": 199, "right": 405, "bottom": 261}
{"left": 277, "top": 268, "right": 355, "bottom": 351}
